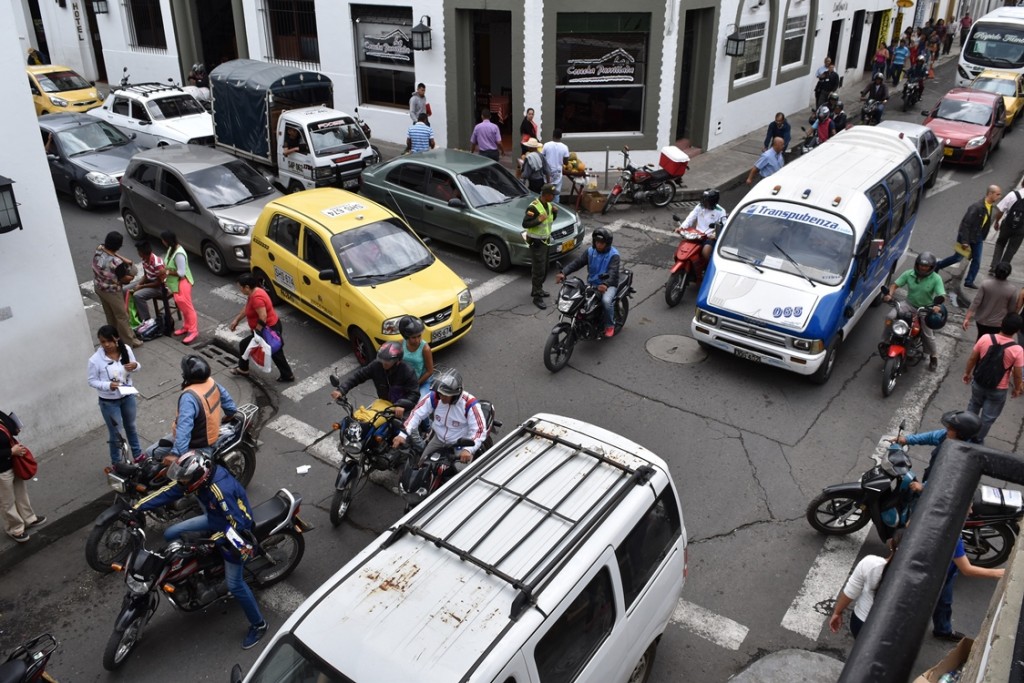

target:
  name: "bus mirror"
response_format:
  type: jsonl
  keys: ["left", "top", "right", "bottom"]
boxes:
{"left": 869, "top": 239, "right": 885, "bottom": 259}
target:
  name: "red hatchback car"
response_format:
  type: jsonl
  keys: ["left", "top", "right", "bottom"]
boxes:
{"left": 922, "top": 88, "right": 1006, "bottom": 167}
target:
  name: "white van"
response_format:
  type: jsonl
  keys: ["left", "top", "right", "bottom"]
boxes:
{"left": 956, "top": 7, "right": 1024, "bottom": 87}
{"left": 235, "top": 414, "right": 687, "bottom": 683}
{"left": 691, "top": 126, "right": 924, "bottom": 384}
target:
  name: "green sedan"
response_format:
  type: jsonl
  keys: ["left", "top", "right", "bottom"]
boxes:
{"left": 359, "top": 149, "right": 585, "bottom": 272}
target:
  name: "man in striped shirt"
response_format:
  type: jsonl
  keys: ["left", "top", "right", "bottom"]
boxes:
{"left": 406, "top": 113, "right": 435, "bottom": 153}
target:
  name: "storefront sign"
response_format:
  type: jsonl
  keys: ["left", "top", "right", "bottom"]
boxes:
{"left": 565, "top": 48, "right": 637, "bottom": 84}
{"left": 833, "top": 1, "right": 848, "bottom": 13}
{"left": 72, "top": 2, "right": 84, "bottom": 41}
{"left": 877, "top": 9, "right": 892, "bottom": 49}
{"left": 362, "top": 29, "right": 412, "bottom": 64}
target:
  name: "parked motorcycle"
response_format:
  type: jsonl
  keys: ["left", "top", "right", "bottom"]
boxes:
{"left": 665, "top": 214, "right": 721, "bottom": 307}
{"left": 860, "top": 98, "right": 882, "bottom": 126}
{"left": 901, "top": 78, "right": 923, "bottom": 112}
{"left": 543, "top": 268, "right": 635, "bottom": 372}
{"left": 353, "top": 106, "right": 382, "bottom": 165}
{"left": 0, "top": 633, "right": 57, "bottom": 683}
{"left": 84, "top": 404, "right": 260, "bottom": 573}
{"left": 102, "top": 489, "right": 308, "bottom": 671}
{"left": 962, "top": 486, "right": 1024, "bottom": 567}
{"left": 878, "top": 290, "right": 929, "bottom": 397}
{"left": 602, "top": 146, "right": 684, "bottom": 214}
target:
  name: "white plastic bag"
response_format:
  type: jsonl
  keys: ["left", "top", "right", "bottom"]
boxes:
{"left": 242, "top": 334, "right": 273, "bottom": 373}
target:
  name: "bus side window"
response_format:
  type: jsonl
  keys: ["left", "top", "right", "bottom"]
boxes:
{"left": 854, "top": 234, "right": 871, "bottom": 282}
{"left": 900, "top": 159, "right": 922, "bottom": 230}
{"left": 885, "top": 169, "right": 908, "bottom": 238}
{"left": 867, "top": 185, "right": 890, "bottom": 244}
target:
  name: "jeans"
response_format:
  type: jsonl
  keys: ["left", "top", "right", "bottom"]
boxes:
{"left": 98, "top": 395, "right": 142, "bottom": 464}
{"left": 601, "top": 286, "right": 617, "bottom": 327}
{"left": 990, "top": 230, "right": 1024, "bottom": 272}
{"left": 165, "top": 513, "right": 265, "bottom": 627}
{"left": 850, "top": 612, "right": 865, "bottom": 638}
{"left": 967, "top": 381, "right": 1009, "bottom": 442}
{"left": 932, "top": 567, "right": 958, "bottom": 634}
{"left": 936, "top": 239, "right": 984, "bottom": 284}
{"left": 890, "top": 65, "right": 904, "bottom": 85}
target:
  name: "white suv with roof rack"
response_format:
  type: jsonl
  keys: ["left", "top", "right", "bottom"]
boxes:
{"left": 233, "top": 413, "right": 688, "bottom": 683}
{"left": 88, "top": 81, "right": 214, "bottom": 150}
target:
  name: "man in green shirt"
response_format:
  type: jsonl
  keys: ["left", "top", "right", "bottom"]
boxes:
{"left": 882, "top": 252, "right": 946, "bottom": 371}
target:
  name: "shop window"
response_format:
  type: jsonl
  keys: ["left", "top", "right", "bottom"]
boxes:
{"left": 554, "top": 13, "right": 650, "bottom": 134}
{"left": 781, "top": 15, "right": 808, "bottom": 66}
{"left": 263, "top": 0, "right": 320, "bottom": 66}
{"left": 733, "top": 23, "right": 767, "bottom": 80}
{"left": 352, "top": 5, "right": 415, "bottom": 108}
{"left": 126, "top": 0, "right": 167, "bottom": 50}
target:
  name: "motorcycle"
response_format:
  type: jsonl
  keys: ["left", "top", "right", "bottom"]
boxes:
{"left": 398, "top": 437, "right": 475, "bottom": 511}
{"left": 0, "top": 633, "right": 57, "bottom": 683}
{"left": 878, "top": 290, "right": 929, "bottom": 397}
{"left": 901, "top": 78, "right": 923, "bottom": 112}
{"left": 602, "top": 146, "right": 684, "bottom": 214}
{"left": 860, "top": 98, "right": 882, "bottom": 126}
{"left": 665, "top": 214, "right": 721, "bottom": 307}
{"left": 102, "top": 489, "right": 308, "bottom": 671}
{"left": 543, "top": 268, "right": 635, "bottom": 373}
{"left": 353, "top": 107, "right": 382, "bottom": 165}
{"left": 790, "top": 126, "right": 820, "bottom": 159}
{"left": 84, "top": 404, "right": 260, "bottom": 573}
{"left": 962, "top": 486, "right": 1024, "bottom": 567}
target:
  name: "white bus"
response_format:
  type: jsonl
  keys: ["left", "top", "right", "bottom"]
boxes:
{"left": 956, "top": 7, "right": 1024, "bottom": 86}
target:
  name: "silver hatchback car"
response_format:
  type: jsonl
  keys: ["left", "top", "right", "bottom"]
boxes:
{"left": 120, "top": 145, "right": 282, "bottom": 275}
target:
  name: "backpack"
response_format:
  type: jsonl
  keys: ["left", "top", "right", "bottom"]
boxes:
{"left": 973, "top": 334, "right": 1018, "bottom": 389}
{"left": 1003, "top": 191, "right": 1024, "bottom": 234}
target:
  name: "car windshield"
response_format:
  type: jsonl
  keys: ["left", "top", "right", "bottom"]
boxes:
{"left": 246, "top": 635, "right": 354, "bottom": 683}
{"left": 717, "top": 201, "right": 854, "bottom": 286}
{"left": 185, "top": 160, "right": 274, "bottom": 208}
{"left": 332, "top": 218, "right": 434, "bottom": 284}
{"left": 457, "top": 164, "right": 528, "bottom": 207}
{"left": 308, "top": 117, "right": 367, "bottom": 156}
{"left": 36, "top": 70, "right": 90, "bottom": 93}
{"left": 56, "top": 121, "right": 130, "bottom": 156}
{"left": 934, "top": 98, "right": 994, "bottom": 126}
{"left": 145, "top": 94, "right": 206, "bottom": 120}
{"left": 972, "top": 77, "right": 1017, "bottom": 97}
{"left": 965, "top": 23, "right": 1024, "bottom": 69}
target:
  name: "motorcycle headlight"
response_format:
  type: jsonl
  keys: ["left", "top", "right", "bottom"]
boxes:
{"left": 49, "top": 95, "right": 68, "bottom": 107}
{"left": 106, "top": 472, "right": 128, "bottom": 494}
{"left": 382, "top": 316, "right": 402, "bottom": 335}
{"left": 86, "top": 171, "right": 118, "bottom": 186}
{"left": 457, "top": 288, "right": 472, "bottom": 311}
{"left": 892, "top": 320, "right": 910, "bottom": 337}
{"left": 315, "top": 166, "right": 336, "bottom": 179}
{"left": 557, "top": 297, "right": 575, "bottom": 313}
{"left": 126, "top": 574, "right": 151, "bottom": 594}
{"left": 218, "top": 218, "right": 250, "bottom": 236}
{"left": 966, "top": 135, "right": 988, "bottom": 149}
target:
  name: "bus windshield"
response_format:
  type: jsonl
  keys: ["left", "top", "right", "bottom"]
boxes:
{"left": 717, "top": 202, "right": 855, "bottom": 286}
{"left": 965, "top": 23, "right": 1024, "bottom": 69}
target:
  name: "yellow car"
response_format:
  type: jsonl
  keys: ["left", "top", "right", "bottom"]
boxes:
{"left": 250, "top": 188, "right": 474, "bottom": 364}
{"left": 970, "top": 69, "right": 1024, "bottom": 129}
{"left": 28, "top": 65, "right": 102, "bottom": 116}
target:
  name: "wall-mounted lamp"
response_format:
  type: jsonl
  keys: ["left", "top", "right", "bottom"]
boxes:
{"left": 0, "top": 176, "right": 23, "bottom": 234}
{"left": 725, "top": 32, "right": 746, "bottom": 57}
{"left": 411, "top": 15, "right": 432, "bottom": 51}
{"left": 92, "top": 0, "right": 109, "bottom": 14}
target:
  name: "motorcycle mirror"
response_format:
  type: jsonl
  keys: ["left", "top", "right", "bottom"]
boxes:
{"left": 329, "top": 374, "right": 340, "bottom": 387}
{"left": 672, "top": 214, "right": 681, "bottom": 222}
{"left": 898, "top": 419, "right": 907, "bottom": 432}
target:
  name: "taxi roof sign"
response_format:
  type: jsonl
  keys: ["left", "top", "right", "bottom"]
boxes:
{"left": 322, "top": 202, "right": 366, "bottom": 218}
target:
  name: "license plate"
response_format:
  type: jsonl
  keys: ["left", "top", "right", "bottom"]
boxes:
{"left": 734, "top": 348, "right": 763, "bottom": 363}
{"left": 431, "top": 325, "right": 452, "bottom": 343}
{"left": 342, "top": 178, "right": 359, "bottom": 189}
{"left": 560, "top": 239, "right": 575, "bottom": 253}
{"left": 943, "top": 147, "right": 953, "bottom": 157}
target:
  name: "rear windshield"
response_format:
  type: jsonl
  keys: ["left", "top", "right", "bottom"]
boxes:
{"left": 145, "top": 94, "right": 206, "bottom": 120}
{"left": 246, "top": 635, "right": 354, "bottom": 683}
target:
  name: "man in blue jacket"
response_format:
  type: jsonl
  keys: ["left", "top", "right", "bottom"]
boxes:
{"left": 893, "top": 410, "right": 982, "bottom": 481}
{"left": 556, "top": 227, "right": 621, "bottom": 338}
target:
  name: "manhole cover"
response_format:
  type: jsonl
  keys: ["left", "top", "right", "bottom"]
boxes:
{"left": 646, "top": 334, "right": 706, "bottom": 364}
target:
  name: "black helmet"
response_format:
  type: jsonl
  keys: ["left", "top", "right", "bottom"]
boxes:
{"left": 828, "top": 92, "right": 839, "bottom": 103}
{"left": 398, "top": 315, "right": 425, "bottom": 339}
{"left": 925, "top": 304, "right": 948, "bottom": 329}
{"left": 180, "top": 354, "right": 211, "bottom": 385}
{"left": 873, "top": 71, "right": 884, "bottom": 81}
{"left": 701, "top": 188, "right": 720, "bottom": 210}
{"left": 941, "top": 410, "right": 982, "bottom": 440}
{"left": 834, "top": 99, "right": 845, "bottom": 111}
{"left": 592, "top": 227, "right": 613, "bottom": 247}
{"left": 167, "top": 450, "right": 212, "bottom": 494}
{"left": 434, "top": 368, "right": 463, "bottom": 397}
{"left": 914, "top": 252, "right": 937, "bottom": 276}
{"left": 377, "top": 341, "right": 404, "bottom": 362}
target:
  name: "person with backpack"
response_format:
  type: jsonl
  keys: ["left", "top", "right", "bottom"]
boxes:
{"left": 990, "top": 180, "right": 1024, "bottom": 274}
{"left": 391, "top": 368, "right": 486, "bottom": 466}
{"left": 962, "top": 313, "right": 1024, "bottom": 443}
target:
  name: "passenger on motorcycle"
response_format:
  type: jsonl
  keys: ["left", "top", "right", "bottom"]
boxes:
{"left": 832, "top": 100, "right": 849, "bottom": 131}
{"left": 677, "top": 189, "right": 727, "bottom": 267}
{"left": 556, "top": 228, "right": 621, "bottom": 338}
{"left": 157, "top": 355, "right": 237, "bottom": 465}
{"left": 892, "top": 409, "right": 982, "bottom": 482}
{"left": 882, "top": 252, "right": 946, "bottom": 372}
{"left": 808, "top": 105, "right": 836, "bottom": 143}
{"left": 860, "top": 73, "right": 890, "bottom": 122}
{"left": 392, "top": 368, "right": 486, "bottom": 465}
{"left": 398, "top": 315, "right": 435, "bottom": 396}
{"left": 132, "top": 451, "right": 268, "bottom": 649}
{"left": 330, "top": 342, "right": 419, "bottom": 418}
{"left": 905, "top": 55, "right": 927, "bottom": 96}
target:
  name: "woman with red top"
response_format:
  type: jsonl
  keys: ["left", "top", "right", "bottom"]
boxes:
{"left": 229, "top": 273, "right": 294, "bottom": 382}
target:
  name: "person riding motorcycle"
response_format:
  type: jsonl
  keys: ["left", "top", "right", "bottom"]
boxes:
{"left": 882, "top": 252, "right": 946, "bottom": 372}
{"left": 187, "top": 63, "right": 208, "bottom": 89}
{"left": 392, "top": 368, "right": 486, "bottom": 465}
{"left": 677, "top": 189, "right": 727, "bottom": 268}
{"left": 892, "top": 410, "right": 983, "bottom": 482}
{"left": 860, "top": 73, "right": 890, "bottom": 122}
{"left": 555, "top": 228, "right": 622, "bottom": 338}
{"left": 832, "top": 100, "right": 849, "bottom": 131}
{"left": 156, "top": 355, "right": 237, "bottom": 465}
{"left": 131, "top": 451, "right": 268, "bottom": 649}
{"left": 904, "top": 55, "right": 927, "bottom": 97}
{"left": 330, "top": 342, "right": 419, "bottom": 418}
{"left": 808, "top": 105, "right": 836, "bottom": 144}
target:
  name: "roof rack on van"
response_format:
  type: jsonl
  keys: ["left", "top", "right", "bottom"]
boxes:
{"left": 383, "top": 417, "right": 655, "bottom": 620}
{"left": 112, "top": 82, "right": 184, "bottom": 97}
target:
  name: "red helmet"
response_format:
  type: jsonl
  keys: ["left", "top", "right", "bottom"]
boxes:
{"left": 168, "top": 450, "right": 212, "bottom": 494}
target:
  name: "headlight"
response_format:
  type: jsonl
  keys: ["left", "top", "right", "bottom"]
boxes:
{"left": 85, "top": 171, "right": 117, "bottom": 186}
{"left": 458, "top": 288, "right": 472, "bottom": 311}
{"left": 218, "top": 218, "right": 249, "bottom": 235}
{"left": 957, "top": 66, "right": 971, "bottom": 79}
{"left": 793, "top": 339, "right": 825, "bottom": 353}
{"left": 557, "top": 298, "right": 575, "bottom": 313}
{"left": 49, "top": 95, "right": 68, "bottom": 107}
{"left": 381, "top": 317, "right": 402, "bottom": 336}
{"left": 125, "top": 574, "right": 151, "bottom": 594}
{"left": 315, "top": 166, "right": 335, "bottom": 179}
{"left": 697, "top": 310, "right": 718, "bottom": 326}
{"left": 892, "top": 320, "right": 910, "bottom": 336}
{"left": 966, "top": 135, "right": 988, "bottom": 149}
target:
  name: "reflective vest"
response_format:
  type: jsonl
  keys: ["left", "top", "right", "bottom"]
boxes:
{"left": 174, "top": 378, "right": 223, "bottom": 449}
{"left": 525, "top": 198, "right": 554, "bottom": 242}
{"left": 164, "top": 244, "right": 194, "bottom": 292}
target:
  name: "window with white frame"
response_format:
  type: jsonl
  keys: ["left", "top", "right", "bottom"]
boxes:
{"left": 125, "top": 0, "right": 167, "bottom": 50}
{"left": 782, "top": 15, "right": 808, "bottom": 66}
{"left": 733, "top": 23, "right": 766, "bottom": 80}
{"left": 262, "top": 0, "right": 319, "bottom": 66}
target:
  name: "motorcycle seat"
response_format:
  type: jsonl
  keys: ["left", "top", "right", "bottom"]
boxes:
{"left": 0, "top": 659, "right": 28, "bottom": 683}
{"left": 212, "top": 421, "right": 242, "bottom": 452}
{"left": 252, "top": 493, "right": 290, "bottom": 536}
{"left": 616, "top": 269, "right": 634, "bottom": 291}
{"left": 649, "top": 168, "right": 672, "bottom": 182}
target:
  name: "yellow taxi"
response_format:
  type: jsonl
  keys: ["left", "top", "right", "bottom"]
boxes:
{"left": 27, "top": 65, "right": 102, "bottom": 116}
{"left": 970, "top": 69, "right": 1024, "bottom": 129}
{"left": 250, "top": 188, "right": 474, "bottom": 364}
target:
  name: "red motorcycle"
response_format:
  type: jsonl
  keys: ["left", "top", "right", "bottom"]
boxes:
{"left": 602, "top": 145, "right": 689, "bottom": 214}
{"left": 0, "top": 633, "right": 57, "bottom": 682}
{"left": 665, "top": 214, "right": 720, "bottom": 307}
{"left": 879, "top": 290, "right": 930, "bottom": 397}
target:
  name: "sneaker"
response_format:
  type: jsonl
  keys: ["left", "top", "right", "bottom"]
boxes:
{"left": 604, "top": 326, "right": 616, "bottom": 338}
{"left": 172, "top": 328, "right": 187, "bottom": 337}
{"left": 27, "top": 516, "right": 47, "bottom": 528}
{"left": 8, "top": 531, "right": 29, "bottom": 543}
{"left": 929, "top": 357, "right": 938, "bottom": 371}
{"left": 182, "top": 331, "right": 199, "bottom": 345}
{"left": 933, "top": 630, "right": 966, "bottom": 642}
{"left": 242, "top": 620, "right": 268, "bottom": 650}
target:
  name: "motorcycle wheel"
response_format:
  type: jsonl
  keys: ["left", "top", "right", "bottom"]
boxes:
{"left": 806, "top": 491, "right": 870, "bottom": 535}
{"left": 614, "top": 297, "right": 631, "bottom": 332}
{"left": 86, "top": 513, "right": 144, "bottom": 573}
{"left": 650, "top": 182, "right": 676, "bottom": 208}
{"left": 329, "top": 478, "right": 356, "bottom": 527}
{"left": 962, "top": 523, "right": 1016, "bottom": 568}
{"left": 220, "top": 444, "right": 256, "bottom": 488}
{"left": 602, "top": 191, "right": 621, "bottom": 215}
{"left": 665, "top": 271, "right": 690, "bottom": 308}
{"left": 881, "top": 356, "right": 900, "bottom": 397}
{"left": 543, "top": 328, "right": 575, "bottom": 373}
{"left": 102, "top": 613, "right": 146, "bottom": 671}
{"left": 248, "top": 529, "right": 305, "bottom": 588}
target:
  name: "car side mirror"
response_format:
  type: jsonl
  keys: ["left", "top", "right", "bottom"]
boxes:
{"left": 922, "top": 158, "right": 931, "bottom": 165}
{"left": 996, "top": 120, "right": 1006, "bottom": 128}
{"left": 138, "top": 120, "right": 151, "bottom": 126}
{"left": 920, "top": 110, "right": 930, "bottom": 117}
{"left": 318, "top": 268, "right": 340, "bottom": 284}
{"left": 46, "top": 153, "right": 58, "bottom": 161}
{"left": 868, "top": 238, "right": 885, "bottom": 260}
{"left": 447, "top": 198, "right": 465, "bottom": 209}
{"left": 173, "top": 200, "right": 194, "bottom": 212}
{"left": 230, "top": 664, "right": 243, "bottom": 683}
{"left": 129, "top": 133, "right": 137, "bottom": 140}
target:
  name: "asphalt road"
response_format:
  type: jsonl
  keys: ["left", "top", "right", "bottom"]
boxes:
{"left": 7, "top": 64, "right": 1024, "bottom": 682}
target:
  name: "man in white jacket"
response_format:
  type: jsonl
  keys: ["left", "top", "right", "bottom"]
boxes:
{"left": 392, "top": 368, "right": 486, "bottom": 465}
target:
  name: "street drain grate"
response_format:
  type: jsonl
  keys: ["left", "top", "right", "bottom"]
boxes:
{"left": 196, "top": 343, "right": 237, "bottom": 369}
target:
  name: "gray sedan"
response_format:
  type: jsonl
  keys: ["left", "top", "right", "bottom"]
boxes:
{"left": 876, "top": 120, "right": 943, "bottom": 190}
